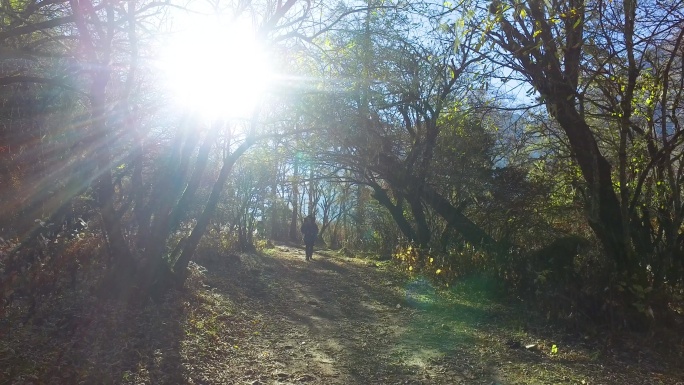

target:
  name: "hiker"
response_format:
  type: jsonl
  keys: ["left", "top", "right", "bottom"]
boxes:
{"left": 300, "top": 215, "right": 319, "bottom": 261}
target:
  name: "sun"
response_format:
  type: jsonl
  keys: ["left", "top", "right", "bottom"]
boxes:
{"left": 159, "top": 17, "right": 273, "bottom": 120}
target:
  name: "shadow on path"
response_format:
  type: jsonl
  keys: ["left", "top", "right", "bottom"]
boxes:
{"left": 202, "top": 247, "right": 511, "bottom": 384}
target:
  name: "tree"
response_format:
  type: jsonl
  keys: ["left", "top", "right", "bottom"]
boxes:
{"left": 481, "top": 0, "right": 684, "bottom": 315}
{"left": 305, "top": 1, "right": 498, "bottom": 252}
{"left": 0, "top": 0, "right": 316, "bottom": 302}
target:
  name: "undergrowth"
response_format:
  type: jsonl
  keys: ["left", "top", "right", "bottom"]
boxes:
{"left": 390, "top": 242, "right": 684, "bottom": 335}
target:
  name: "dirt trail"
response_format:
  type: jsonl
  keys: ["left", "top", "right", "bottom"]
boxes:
{"left": 4, "top": 245, "right": 682, "bottom": 384}
{"left": 200, "top": 246, "right": 491, "bottom": 384}
{"left": 191, "top": 247, "right": 682, "bottom": 385}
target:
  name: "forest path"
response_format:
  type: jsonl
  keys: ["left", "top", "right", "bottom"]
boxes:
{"left": 184, "top": 246, "right": 681, "bottom": 385}
{"left": 4, "top": 245, "right": 681, "bottom": 384}
{"left": 208, "top": 246, "right": 493, "bottom": 384}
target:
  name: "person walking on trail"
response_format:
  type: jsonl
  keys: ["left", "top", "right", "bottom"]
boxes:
{"left": 301, "top": 215, "right": 319, "bottom": 261}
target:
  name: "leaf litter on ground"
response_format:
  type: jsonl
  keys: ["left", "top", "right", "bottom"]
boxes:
{"left": 2, "top": 245, "right": 683, "bottom": 384}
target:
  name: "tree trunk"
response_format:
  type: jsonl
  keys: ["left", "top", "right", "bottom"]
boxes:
{"left": 491, "top": 8, "right": 632, "bottom": 271}
{"left": 168, "top": 127, "right": 219, "bottom": 233}
{"left": 90, "top": 68, "right": 137, "bottom": 295}
{"left": 289, "top": 152, "right": 300, "bottom": 242}
{"left": 136, "top": 127, "right": 195, "bottom": 243}
{"left": 552, "top": 100, "right": 631, "bottom": 270}
{"left": 369, "top": 183, "right": 418, "bottom": 243}
{"left": 420, "top": 184, "right": 498, "bottom": 250}
{"left": 374, "top": 154, "right": 497, "bottom": 250}
{"left": 308, "top": 167, "right": 316, "bottom": 215}
{"left": 173, "top": 138, "right": 254, "bottom": 283}
{"left": 406, "top": 192, "right": 431, "bottom": 248}
{"left": 271, "top": 170, "right": 280, "bottom": 240}
{"left": 355, "top": 182, "right": 368, "bottom": 245}
{"left": 140, "top": 131, "right": 199, "bottom": 273}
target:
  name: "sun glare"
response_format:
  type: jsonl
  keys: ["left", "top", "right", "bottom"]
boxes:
{"left": 159, "top": 17, "right": 272, "bottom": 120}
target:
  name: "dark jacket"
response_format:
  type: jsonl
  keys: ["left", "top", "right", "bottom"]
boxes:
{"left": 301, "top": 220, "right": 318, "bottom": 244}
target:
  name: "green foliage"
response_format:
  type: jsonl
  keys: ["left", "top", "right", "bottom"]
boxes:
{"left": 481, "top": 0, "right": 684, "bottom": 329}
{"left": 2, "top": 0, "right": 682, "bottom": 337}
{"left": 191, "top": 225, "right": 240, "bottom": 268}
{"left": 392, "top": 242, "right": 497, "bottom": 288}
